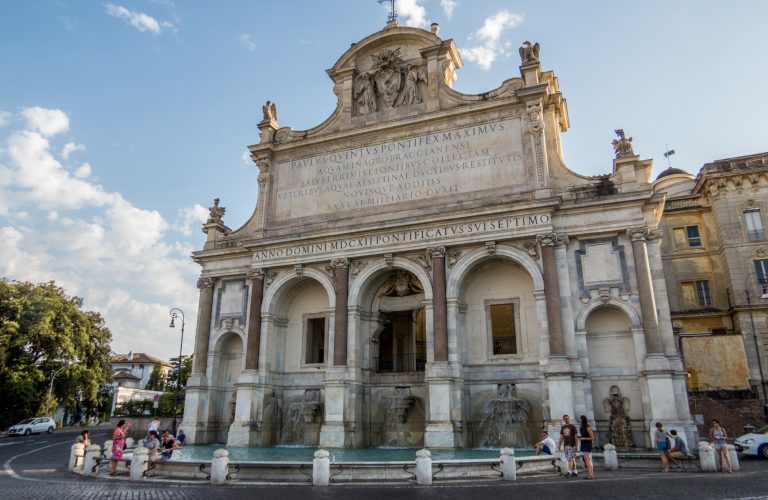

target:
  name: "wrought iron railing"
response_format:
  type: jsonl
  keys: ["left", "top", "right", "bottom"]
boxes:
{"left": 492, "top": 336, "right": 517, "bottom": 355}
{"left": 375, "top": 354, "right": 426, "bottom": 373}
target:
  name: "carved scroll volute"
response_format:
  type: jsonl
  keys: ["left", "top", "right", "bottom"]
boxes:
{"left": 254, "top": 155, "right": 271, "bottom": 186}
{"left": 536, "top": 232, "right": 568, "bottom": 248}
{"left": 197, "top": 276, "right": 216, "bottom": 290}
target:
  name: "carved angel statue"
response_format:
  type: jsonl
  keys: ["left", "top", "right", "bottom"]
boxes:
{"left": 208, "top": 197, "right": 226, "bottom": 223}
{"left": 354, "top": 73, "right": 378, "bottom": 115}
{"left": 262, "top": 100, "right": 278, "bottom": 123}
{"left": 519, "top": 41, "right": 540, "bottom": 63}
{"left": 398, "top": 64, "right": 427, "bottom": 106}
{"left": 603, "top": 385, "right": 634, "bottom": 449}
{"left": 611, "top": 129, "right": 635, "bottom": 158}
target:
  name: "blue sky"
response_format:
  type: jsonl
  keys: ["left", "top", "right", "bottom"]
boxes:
{"left": 1, "top": 0, "right": 766, "bottom": 360}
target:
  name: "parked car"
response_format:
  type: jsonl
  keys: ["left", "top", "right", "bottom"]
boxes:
{"left": 734, "top": 425, "right": 768, "bottom": 458}
{"left": 7, "top": 417, "right": 56, "bottom": 436}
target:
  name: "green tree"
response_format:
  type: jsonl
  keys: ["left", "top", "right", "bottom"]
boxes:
{"left": 166, "top": 355, "right": 193, "bottom": 389}
{"left": 0, "top": 279, "right": 113, "bottom": 429}
{"left": 145, "top": 364, "right": 166, "bottom": 391}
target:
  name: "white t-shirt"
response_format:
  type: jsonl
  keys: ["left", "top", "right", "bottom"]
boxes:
{"left": 540, "top": 436, "right": 557, "bottom": 453}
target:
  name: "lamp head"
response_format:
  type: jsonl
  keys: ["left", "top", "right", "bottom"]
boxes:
{"left": 169, "top": 317, "right": 175, "bottom": 328}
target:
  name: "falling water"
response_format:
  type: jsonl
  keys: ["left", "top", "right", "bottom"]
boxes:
{"left": 279, "top": 389, "right": 323, "bottom": 445}
{"left": 478, "top": 383, "right": 531, "bottom": 448}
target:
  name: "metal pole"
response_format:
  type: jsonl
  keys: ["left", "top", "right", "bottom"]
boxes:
{"left": 169, "top": 308, "right": 185, "bottom": 436}
{"left": 745, "top": 275, "right": 768, "bottom": 418}
{"left": 47, "top": 363, "right": 74, "bottom": 417}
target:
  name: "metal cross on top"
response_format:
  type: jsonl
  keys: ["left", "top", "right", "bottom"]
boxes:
{"left": 378, "top": 0, "right": 397, "bottom": 22}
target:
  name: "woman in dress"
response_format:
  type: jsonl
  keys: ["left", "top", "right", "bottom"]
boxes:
{"left": 579, "top": 415, "right": 595, "bottom": 479}
{"left": 110, "top": 419, "right": 130, "bottom": 476}
{"left": 709, "top": 419, "right": 732, "bottom": 473}
{"left": 654, "top": 421, "right": 670, "bottom": 471}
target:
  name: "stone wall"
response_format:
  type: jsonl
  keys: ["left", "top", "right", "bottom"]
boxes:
{"left": 688, "top": 398, "right": 765, "bottom": 439}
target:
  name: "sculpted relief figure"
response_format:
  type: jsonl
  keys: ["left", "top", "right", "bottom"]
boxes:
{"left": 398, "top": 64, "right": 427, "bottom": 106}
{"left": 603, "top": 385, "right": 635, "bottom": 449}
{"left": 519, "top": 41, "right": 541, "bottom": 63}
{"left": 262, "top": 100, "right": 277, "bottom": 123}
{"left": 354, "top": 73, "right": 378, "bottom": 115}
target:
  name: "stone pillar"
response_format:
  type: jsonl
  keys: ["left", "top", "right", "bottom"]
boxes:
{"left": 415, "top": 449, "right": 432, "bottom": 485}
{"left": 192, "top": 276, "right": 216, "bottom": 375}
{"left": 536, "top": 233, "right": 566, "bottom": 358}
{"left": 69, "top": 443, "right": 85, "bottom": 471}
{"left": 253, "top": 155, "right": 272, "bottom": 235}
{"left": 603, "top": 443, "right": 619, "bottom": 470}
{"left": 429, "top": 247, "right": 448, "bottom": 362}
{"left": 500, "top": 448, "right": 517, "bottom": 481}
{"left": 103, "top": 440, "right": 113, "bottom": 460}
{"left": 130, "top": 446, "right": 149, "bottom": 480}
{"left": 245, "top": 269, "right": 265, "bottom": 370}
{"left": 211, "top": 449, "right": 230, "bottom": 485}
{"left": 627, "top": 227, "right": 663, "bottom": 355}
{"left": 332, "top": 258, "right": 350, "bottom": 366}
{"left": 83, "top": 444, "right": 101, "bottom": 476}
{"left": 313, "top": 449, "right": 330, "bottom": 486}
{"left": 699, "top": 442, "right": 717, "bottom": 472}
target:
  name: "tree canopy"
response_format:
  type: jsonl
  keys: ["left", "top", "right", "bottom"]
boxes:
{"left": 0, "top": 279, "right": 113, "bottom": 429}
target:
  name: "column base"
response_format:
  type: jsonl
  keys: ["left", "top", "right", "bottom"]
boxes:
{"left": 424, "top": 422, "right": 461, "bottom": 449}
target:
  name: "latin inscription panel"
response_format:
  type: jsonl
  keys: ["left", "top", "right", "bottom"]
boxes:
{"left": 272, "top": 118, "right": 525, "bottom": 220}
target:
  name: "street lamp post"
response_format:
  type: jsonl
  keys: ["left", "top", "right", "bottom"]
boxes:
{"left": 169, "top": 308, "right": 185, "bottom": 436}
{"left": 47, "top": 362, "right": 76, "bottom": 417}
{"left": 744, "top": 273, "right": 768, "bottom": 418}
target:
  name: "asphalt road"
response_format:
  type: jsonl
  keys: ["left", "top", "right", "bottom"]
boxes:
{"left": 1, "top": 430, "right": 767, "bottom": 500}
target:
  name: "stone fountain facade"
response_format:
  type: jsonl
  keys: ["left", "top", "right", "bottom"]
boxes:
{"left": 180, "top": 21, "right": 697, "bottom": 449}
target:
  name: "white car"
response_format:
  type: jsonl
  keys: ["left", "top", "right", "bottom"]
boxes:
{"left": 735, "top": 425, "right": 768, "bottom": 458}
{"left": 7, "top": 417, "right": 56, "bottom": 436}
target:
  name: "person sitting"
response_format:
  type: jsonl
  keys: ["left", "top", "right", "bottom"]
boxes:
{"left": 77, "top": 430, "right": 90, "bottom": 447}
{"left": 667, "top": 430, "right": 690, "bottom": 468}
{"left": 535, "top": 430, "right": 557, "bottom": 456}
{"left": 143, "top": 430, "right": 161, "bottom": 456}
{"left": 151, "top": 431, "right": 180, "bottom": 462}
{"left": 176, "top": 429, "right": 186, "bottom": 446}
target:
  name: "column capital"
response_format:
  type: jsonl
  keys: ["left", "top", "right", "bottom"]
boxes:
{"left": 427, "top": 246, "right": 446, "bottom": 258}
{"left": 196, "top": 276, "right": 216, "bottom": 289}
{"left": 526, "top": 101, "right": 545, "bottom": 134}
{"left": 246, "top": 268, "right": 266, "bottom": 281}
{"left": 331, "top": 257, "right": 350, "bottom": 269}
{"left": 536, "top": 232, "right": 568, "bottom": 247}
{"left": 627, "top": 226, "right": 661, "bottom": 242}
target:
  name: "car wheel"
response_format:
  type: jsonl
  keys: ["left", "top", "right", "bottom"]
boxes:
{"left": 760, "top": 444, "right": 768, "bottom": 459}
{"left": 24, "top": 429, "right": 31, "bottom": 436}
{"left": 47, "top": 426, "right": 54, "bottom": 434}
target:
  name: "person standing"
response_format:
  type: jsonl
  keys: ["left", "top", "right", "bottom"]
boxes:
{"left": 176, "top": 428, "right": 186, "bottom": 446}
{"left": 709, "top": 419, "right": 733, "bottom": 473}
{"left": 558, "top": 415, "right": 579, "bottom": 477}
{"left": 578, "top": 415, "right": 595, "bottom": 479}
{"left": 654, "top": 422, "right": 670, "bottom": 472}
{"left": 110, "top": 419, "right": 131, "bottom": 476}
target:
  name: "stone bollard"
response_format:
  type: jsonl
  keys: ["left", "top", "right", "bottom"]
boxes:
{"left": 125, "top": 437, "right": 135, "bottom": 449}
{"left": 210, "top": 449, "right": 230, "bottom": 485}
{"left": 83, "top": 444, "right": 102, "bottom": 476}
{"left": 727, "top": 444, "right": 740, "bottom": 472}
{"left": 500, "top": 448, "right": 517, "bottom": 481}
{"left": 603, "top": 444, "right": 619, "bottom": 470}
{"left": 698, "top": 442, "right": 717, "bottom": 472}
{"left": 556, "top": 450, "right": 568, "bottom": 475}
{"left": 313, "top": 449, "right": 330, "bottom": 486}
{"left": 103, "top": 440, "right": 114, "bottom": 460}
{"left": 130, "top": 446, "right": 150, "bottom": 481}
{"left": 69, "top": 443, "right": 85, "bottom": 471}
{"left": 415, "top": 449, "right": 432, "bottom": 485}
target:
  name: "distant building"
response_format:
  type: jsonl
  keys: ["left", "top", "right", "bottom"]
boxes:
{"left": 654, "top": 152, "right": 768, "bottom": 429}
{"left": 110, "top": 351, "right": 171, "bottom": 389}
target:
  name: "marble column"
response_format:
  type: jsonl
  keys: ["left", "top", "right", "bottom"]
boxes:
{"left": 536, "top": 233, "right": 566, "bottom": 358}
{"left": 192, "top": 277, "right": 216, "bottom": 375}
{"left": 332, "top": 258, "right": 350, "bottom": 366}
{"left": 627, "top": 227, "right": 663, "bottom": 355}
{"left": 245, "top": 269, "right": 265, "bottom": 370}
{"left": 429, "top": 247, "right": 448, "bottom": 362}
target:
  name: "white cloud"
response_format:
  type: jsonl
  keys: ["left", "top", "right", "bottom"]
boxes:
{"left": 396, "top": 0, "right": 427, "bottom": 28}
{"left": 241, "top": 150, "right": 252, "bottom": 166}
{"left": 174, "top": 204, "right": 208, "bottom": 236}
{"left": 239, "top": 34, "right": 257, "bottom": 51}
{"left": 440, "top": 0, "right": 457, "bottom": 19}
{"left": 0, "top": 110, "right": 12, "bottom": 128}
{"left": 61, "top": 142, "right": 86, "bottom": 159}
{"left": 21, "top": 107, "right": 69, "bottom": 137}
{"left": 105, "top": 4, "right": 163, "bottom": 34}
{"left": 461, "top": 10, "right": 524, "bottom": 70}
{"left": 0, "top": 107, "right": 200, "bottom": 360}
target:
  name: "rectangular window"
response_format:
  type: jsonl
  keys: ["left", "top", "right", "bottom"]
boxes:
{"left": 681, "top": 280, "right": 712, "bottom": 307}
{"left": 686, "top": 226, "right": 702, "bottom": 247}
{"left": 490, "top": 303, "right": 517, "bottom": 355}
{"left": 744, "top": 209, "right": 765, "bottom": 241}
{"left": 756, "top": 259, "right": 768, "bottom": 296}
{"left": 305, "top": 317, "right": 326, "bottom": 364}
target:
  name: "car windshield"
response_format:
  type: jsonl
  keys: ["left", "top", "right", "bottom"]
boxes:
{"left": 16, "top": 419, "right": 34, "bottom": 425}
{"left": 756, "top": 425, "right": 768, "bottom": 435}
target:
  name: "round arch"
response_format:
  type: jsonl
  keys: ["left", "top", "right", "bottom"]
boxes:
{"left": 261, "top": 267, "right": 336, "bottom": 316}
{"left": 349, "top": 256, "right": 434, "bottom": 307}
{"left": 446, "top": 244, "right": 544, "bottom": 300}
{"left": 575, "top": 299, "right": 641, "bottom": 331}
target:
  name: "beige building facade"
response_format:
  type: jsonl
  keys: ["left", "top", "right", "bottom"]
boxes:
{"left": 181, "top": 22, "right": 695, "bottom": 449}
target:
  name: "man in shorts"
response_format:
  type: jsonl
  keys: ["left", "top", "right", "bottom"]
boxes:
{"left": 558, "top": 414, "right": 579, "bottom": 477}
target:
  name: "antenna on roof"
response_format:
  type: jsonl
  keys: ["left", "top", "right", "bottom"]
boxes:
{"left": 663, "top": 145, "right": 676, "bottom": 169}
{"left": 378, "top": 0, "right": 397, "bottom": 23}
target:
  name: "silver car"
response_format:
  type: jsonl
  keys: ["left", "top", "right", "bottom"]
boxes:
{"left": 7, "top": 417, "right": 56, "bottom": 436}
